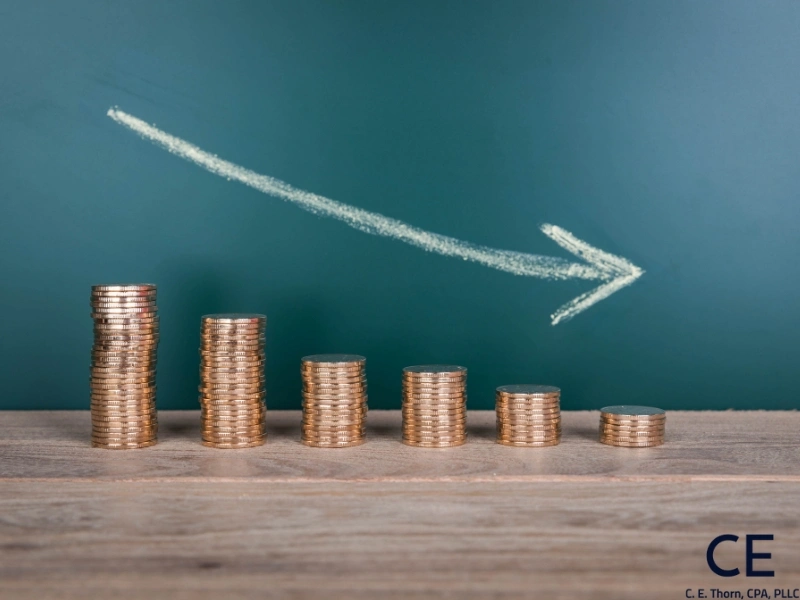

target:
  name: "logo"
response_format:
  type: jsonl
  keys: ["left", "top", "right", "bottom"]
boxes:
{"left": 707, "top": 535, "right": 775, "bottom": 578}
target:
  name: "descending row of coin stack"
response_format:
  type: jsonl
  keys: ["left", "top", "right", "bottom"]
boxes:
{"left": 301, "top": 354, "right": 368, "bottom": 447}
{"left": 90, "top": 284, "right": 159, "bottom": 449}
{"left": 199, "top": 314, "right": 267, "bottom": 449}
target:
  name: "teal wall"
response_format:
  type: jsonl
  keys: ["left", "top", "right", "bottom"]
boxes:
{"left": 1, "top": 1, "right": 799, "bottom": 410}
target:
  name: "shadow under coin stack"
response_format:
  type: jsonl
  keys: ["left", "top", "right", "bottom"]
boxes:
{"left": 599, "top": 405, "right": 666, "bottom": 448}
{"left": 402, "top": 365, "right": 467, "bottom": 447}
{"left": 199, "top": 314, "right": 267, "bottom": 449}
{"left": 301, "top": 354, "right": 367, "bottom": 448}
{"left": 90, "top": 284, "right": 159, "bottom": 449}
{"left": 495, "top": 384, "right": 561, "bottom": 447}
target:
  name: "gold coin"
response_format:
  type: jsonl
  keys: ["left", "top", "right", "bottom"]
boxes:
{"left": 497, "top": 438, "right": 560, "bottom": 447}
{"left": 301, "top": 368, "right": 364, "bottom": 379}
{"left": 91, "top": 306, "right": 158, "bottom": 314}
{"left": 600, "top": 419, "right": 666, "bottom": 429}
{"left": 301, "top": 425, "right": 364, "bottom": 434}
{"left": 201, "top": 439, "right": 265, "bottom": 449}
{"left": 200, "top": 339, "right": 265, "bottom": 347}
{"left": 403, "top": 364, "right": 466, "bottom": 375}
{"left": 92, "top": 439, "right": 157, "bottom": 449}
{"left": 402, "top": 431, "right": 466, "bottom": 440}
{"left": 90, "top": 389, "right": 156, "bottom": 397}
{"left": 93, "top": 426, "right": 157, "bottom": 435}
{"left": 91, "top": 365, "right": 154, "bottom": 374}
{"left": 201, "top": 360, "right": 265, "bottom": 369}
{"left": 94, "top": 325, "right": 160, "bottom": 335}
{"left": 91, "top": 409, "right": 156, "bottom": 419}
{"left": 200, "top": 431, "right": 265, "bottom": 441}
{"left": 301, "top": 430, "right": 364, "bottom": 439}
{"left": 202, "top": 313, "right": 266, "bottom": 323}
{"left": 93, "top": 314, "right": 158, "bottom": 323}
{"left": 599, "top": 438, "right": 665, "bottom": 448}
{"left": 200, "top": 373, "right": 265, "bottom": 382}
{"left": 600, "top": 405, "right": 665, "bottom": 418}
{"left": 401, "top": 439, "right": 466, "bottom": 448}
{"left": 496, "top": 398, "right": 560, "bottom": 407}
{"left": 200, "top": 400, "right": 265, "bottom": 409}
{"left": 600, "top": 425, "right": 664, "bottom": 435}
{"left": 600, "top": 432, "right": 665, "bottom": 442}
{"left": 302, "top": 394, "right": 366, "bottom": 403}
{"left": 498, "top": 429, "right": 561, "bottom": 438}
{"left": 496, "top": 410, "right": 561, "bottom": 419}
{"left": 201, "top": 437, "right": 266, "bottom": 446}
{"left": 403, "top": 381, "right": 466, "bottom": 389}
{"left": 201, "top": 416, "right": 265, "bottom": 426}
{"left": 202, "top": 426, "right": 265, "bottom": 436}
{"left": 91, "top": 434, "right": 156, "bottom": 445}
{"left": 200, "top": 330, "right": 264, "bottom": 337}
{"left": 497, "top": 384, "right": 559, "bottom": 395}
{"left": 91, "top": 300, "right": 157, "bottom": 309}
{"left": 301, "top": 439, "right": 365, "bottom": 448}
{"left": 199, "top": 378, "right": 264, "bottom": 387}
{"left": 200, "top": 346, "right": 264, "bottom": 355}
{"left": 201, "top": 320, "right": 264, "bottom": 328}
{"left": 201, "top": 407, "right": 265, "bottom": 416}
{"left": 91, "top": 349, "right": 157, "bottom": 358}
{"left": 403, "top": 387, "right": 467, "bottom": 399}
{"left": 303, "top": 384, "right": 367, "bottom": 394}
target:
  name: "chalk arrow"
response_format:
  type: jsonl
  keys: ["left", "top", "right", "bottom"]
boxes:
{"left": 107, "top": 108, "right": 644, "bottom": 325}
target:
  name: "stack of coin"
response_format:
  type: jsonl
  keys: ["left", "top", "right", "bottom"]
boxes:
{"left": 495, "top": 384, "right": 561, "bottom": 447}
{"left": 301, "top": 354, "right": 367, "bottom": 448}
{"left": 199, "top": 314, "right": 267, "bottom": 449}
{"left": 599, "top": 405, "right": 665, "bottom": 447}
{"left": 402, "top": 365, "right": 467, "bottom": 447}
{"left": 90, "top": 284, "right": 159, "bottom": 449}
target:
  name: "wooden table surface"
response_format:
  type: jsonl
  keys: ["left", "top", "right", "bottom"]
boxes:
{"left": 1, "top": 410, "right": 798, "bottom": 599}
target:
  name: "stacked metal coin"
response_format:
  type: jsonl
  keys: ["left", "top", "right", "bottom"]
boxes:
{"left": 199, "top": 314, "right": 267, "bottom": 449}
{"left": 495, "top": 384, "right": 561, "bottom": 447}
{"left": 599, "top": 405, "right": 666, "bottom": 447}
{"left": 402, "top": 365, "right": 467, "bottom": 447}
{"left": 301, "top": 354, "right": 367, "bottom": 448}
{"left": 90, "top": 284, "right": 159, "bottom": 449}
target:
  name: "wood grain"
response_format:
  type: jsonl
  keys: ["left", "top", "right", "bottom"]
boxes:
{"left": 1, "top": 411, "right": 798, "bottom": 599}
{"left": 1, "top": 410, "right": 798, "bottom": 481}
{"left": 0, "top": 481, "right": 797, "bottom": 599}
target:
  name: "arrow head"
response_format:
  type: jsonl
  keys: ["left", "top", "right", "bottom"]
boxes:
{"left": 540, "top": 224, "right": 644, "bottom": 325}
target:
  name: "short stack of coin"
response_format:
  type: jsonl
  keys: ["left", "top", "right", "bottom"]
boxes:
{"left": 599, "top": 405, "right": 666, "bottom": 448}
{"left": 199, "top": 314, "right": 267, "bottom": 449}
{"left": 496, "top": 384, "right": 561, "bottom": 447}
{"left": 402, "top": 365, "right": 467, "bottom": 448}
{"left": 301, "top": 354, "right": 367, "bottom": 448}
{"left": 90, "top": 284, "right": 159, "bottom": 449}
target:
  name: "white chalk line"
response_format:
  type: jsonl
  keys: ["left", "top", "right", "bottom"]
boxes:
{"left": 107, "top": 108, "right": 643, "bottom": 324}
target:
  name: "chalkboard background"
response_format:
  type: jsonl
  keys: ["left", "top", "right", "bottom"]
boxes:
{"left": 2, "top": 0, "right": 799, "bottom": 410}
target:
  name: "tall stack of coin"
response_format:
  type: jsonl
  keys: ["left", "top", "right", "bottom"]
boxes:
{"left": 599, "top": 405, "right": 665, "bottom": 447}
{"left": 402, "top": 365, "right": 467, "bottom": 447}
{"left": 495, "top": 384, "right": 561, "bottom": 447}
{"left": 90, "top": 284, "right": 159, "bottom": 449}
{"left": 301, "top": 354, "right": 367, "bottom": 448}
{"left": 199, "top": 314, "right": 267, "bottom": 449}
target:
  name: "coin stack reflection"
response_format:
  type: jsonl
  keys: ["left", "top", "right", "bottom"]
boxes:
{"left": 90, "top": 284, "right": 159, "bottom": 449}
{"left": 496, "top": 385, "right": 561, "bottom": 447}
{"left": 402, "top": 365, "right": 467, "bottom": 447}
{"left": 199, "top": 314, "right": 267, "bottom": 449}
{"left": 301, "top": 355, "right": 367, "bottom": 448}
{"left": 599, "top": 405, "right": 666, "bottom": 447}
